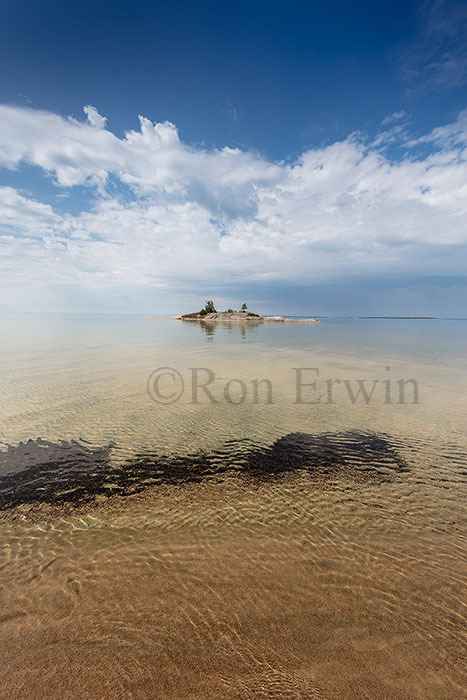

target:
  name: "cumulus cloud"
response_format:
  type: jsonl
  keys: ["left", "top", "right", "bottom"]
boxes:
{"left": 0, "top": 103, "right": 466, "bottom": 310}
{"left": 83, "top": 105, "right": 107, "bottom": 129}
{"left": 0, "top": 186, "right": 60, "bottom": 236}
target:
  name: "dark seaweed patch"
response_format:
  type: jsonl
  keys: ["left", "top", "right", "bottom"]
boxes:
{"left": 243, "top": 432, "right": 409, "bottom": 479}
{"left": 0, "top": 432, "right": 409, "bottom": 510}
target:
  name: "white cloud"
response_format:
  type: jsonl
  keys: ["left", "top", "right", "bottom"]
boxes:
{"left": 380, "top": 111, "right": 407, "bottom": 127}
{"left": 407, "top": 107, "right": 467, "bottom": 148}
{"left": 401, "top": 0, "right": 467, "bottom": 91}
{"left": 0, "top": 103, "right": 466, "bottom": 310}
{"left": 83, "top": 105, "right": 107, "bottom": 130}
{"left": 0, "top": 186, "right": 60, "bottom": 236}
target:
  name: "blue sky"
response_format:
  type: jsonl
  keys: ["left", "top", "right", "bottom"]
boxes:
{"left": 1, "top": 0, "right": 467, "bottom": 314}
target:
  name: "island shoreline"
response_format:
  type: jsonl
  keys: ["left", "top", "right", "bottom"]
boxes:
{"left": 172, "top": 311, "right": 319, "bottom": 324}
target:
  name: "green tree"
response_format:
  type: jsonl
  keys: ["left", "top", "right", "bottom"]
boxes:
{"left": 241, "top": 302, "right": 248, "bottom": 311}
{"left": 202, "top": 300, "right": 216, "bottom": 313}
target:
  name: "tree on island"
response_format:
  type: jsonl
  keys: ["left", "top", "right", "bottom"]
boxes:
{"left": 199, "top": 300, "right": 217, "bottom": 315}
{"left": 241, "top": 303, "right": 248, "bottom": 312}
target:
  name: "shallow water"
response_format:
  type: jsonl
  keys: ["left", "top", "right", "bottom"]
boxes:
{"left": 0, "top": 314, "right": 466, "bottom": 699}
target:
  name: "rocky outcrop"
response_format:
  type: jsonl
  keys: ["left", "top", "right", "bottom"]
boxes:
{"left": 172, "top": 312, "right": 318, "bottom": 323}
{"left": 173, "top": 312, "right": 260, "bottom": 321}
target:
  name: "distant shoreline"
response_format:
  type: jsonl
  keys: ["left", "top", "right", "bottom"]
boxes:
{"left": 359, "top": 316, "right": 441, "bottom": 320}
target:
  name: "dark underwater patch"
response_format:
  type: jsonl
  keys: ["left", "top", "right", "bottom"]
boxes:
{"left": 244, "top": 432, "right": 409, "bottom": 479}
{"left": 0, "top": 431, "right": 409, "bottom": 510}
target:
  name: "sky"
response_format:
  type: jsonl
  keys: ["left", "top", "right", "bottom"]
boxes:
{"left": 0, "top": 0, "right": 467, "bottom": 315}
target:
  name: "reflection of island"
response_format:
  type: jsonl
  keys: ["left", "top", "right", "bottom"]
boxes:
{"left": 199, "top": 319, "right": 262, "bottom": 340}
{"left": 199, "top": 321, "right": 215, "bottom": 340}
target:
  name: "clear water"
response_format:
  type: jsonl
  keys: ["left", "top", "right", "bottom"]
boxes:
{"left": 0, "top": 314, "right": 466, "bottom": 699}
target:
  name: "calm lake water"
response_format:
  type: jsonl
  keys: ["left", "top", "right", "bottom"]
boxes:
{"left": 0, "top": 313, "right": 466, "bottom": 699}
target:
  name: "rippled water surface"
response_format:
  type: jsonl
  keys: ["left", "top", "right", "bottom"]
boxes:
{"left": 0, "top": 313, "right": 466, "bottom": 699}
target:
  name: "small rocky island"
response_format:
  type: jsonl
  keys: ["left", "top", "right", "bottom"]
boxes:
{"left": 173, "top": 301, "right": 318, "bottom": 324}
